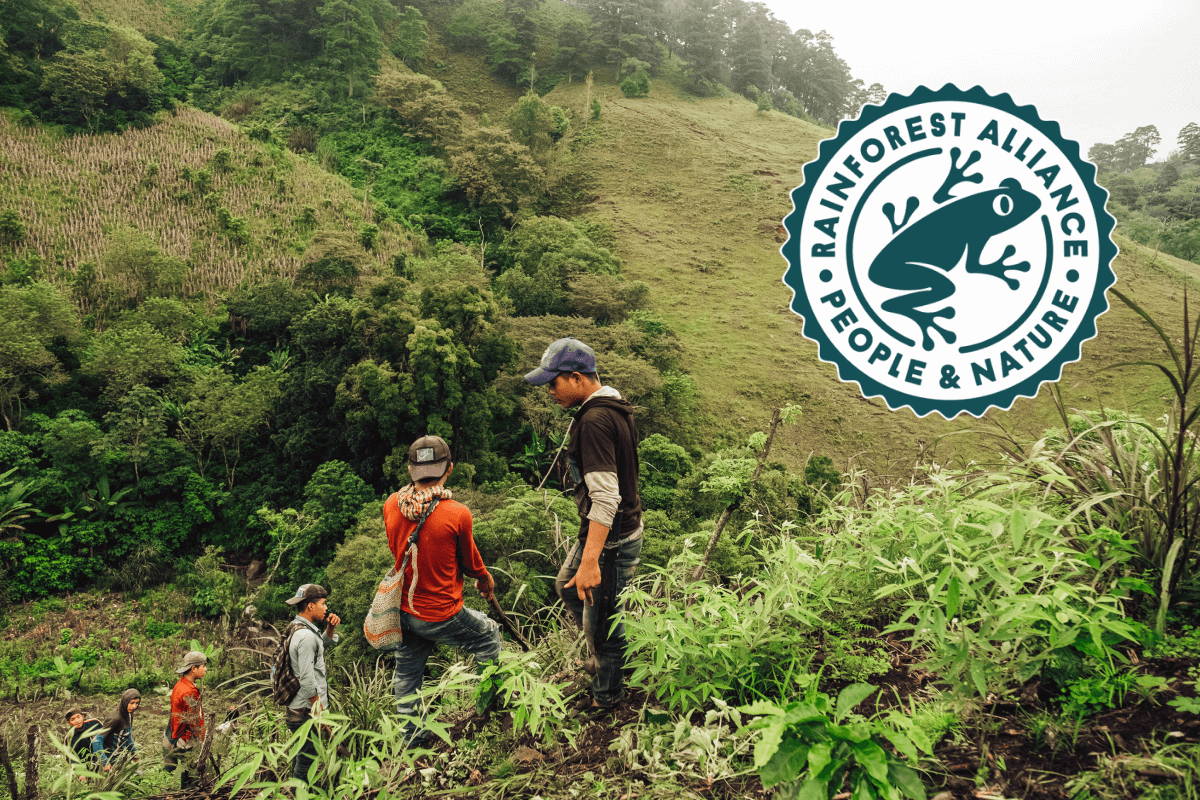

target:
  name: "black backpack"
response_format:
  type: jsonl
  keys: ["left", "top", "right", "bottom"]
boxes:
{"left": 271, "top": 621, "right": 306, "bottom": 706}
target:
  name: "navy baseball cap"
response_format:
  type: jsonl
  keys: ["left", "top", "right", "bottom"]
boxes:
{"left": 524, "top": 338, "right": 597, "bottom": 385}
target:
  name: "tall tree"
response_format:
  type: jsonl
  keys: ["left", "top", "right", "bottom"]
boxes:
{"left": 190, "top": 0, "right": 324, "bottom": 84}
{"left": 676, "top": 0, "right": 728, "bottom": 92}
{"left": 777, "top": 28, "right": 854, "bottom": 124}
{"left": 578, "top": 0, "right": 663, "bottom": 78}
{"left": 730, "top": 1, "right": 771, "bottom": 94}
{"left": 1115, "top": 125, "right": 1162, "bottom": 171}
{"left": 0, "top": 0, "right": 77, "bottom": 105}
{"left": 1179, "top": 122, "right": 1200, "bottom": 162}
{"left": 314, "top": 0, "right": 385, "bottom": 98}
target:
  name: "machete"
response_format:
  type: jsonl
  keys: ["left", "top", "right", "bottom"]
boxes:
{"left": 486, "top": 595, "right": 532, "bottom": 651}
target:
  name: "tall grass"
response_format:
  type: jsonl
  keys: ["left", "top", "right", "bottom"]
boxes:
{"left": 997, "top": 290, "right": 1200, "bottom": 630}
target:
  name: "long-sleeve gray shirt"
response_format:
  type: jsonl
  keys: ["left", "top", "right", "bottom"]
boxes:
{"left": 287, "top": 617, "right": 338, "bottom": 712}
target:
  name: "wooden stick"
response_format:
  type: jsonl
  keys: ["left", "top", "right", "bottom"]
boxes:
{"left": 0, "top": 734, "right": 20, "bottom": 800}
{"left": 486, "top": 596, "right": 532, "bottom": 651}
{"left": 692, "top": 407, "right": 783, "bottom": 581}
{"left": 196, "top": 716, "right": 214, "bottom": 790}
{"left": 22, "top": 725, "right": 36, "bottom": 800}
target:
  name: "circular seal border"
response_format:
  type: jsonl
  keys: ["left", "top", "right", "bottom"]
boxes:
{"left": 781, "top": 84, "right": 1119, "bottom": 419}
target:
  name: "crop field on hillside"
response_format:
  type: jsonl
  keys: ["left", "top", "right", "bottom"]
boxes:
{"left": 0, "top": 109, "right": 411, "bottom": 299}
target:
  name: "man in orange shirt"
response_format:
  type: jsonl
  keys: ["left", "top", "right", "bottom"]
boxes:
{"left": 163, "top": 650, "right": 206, "bottom": 788}
{"left": 385, "top": 434, "right": 500, "bottom": 745}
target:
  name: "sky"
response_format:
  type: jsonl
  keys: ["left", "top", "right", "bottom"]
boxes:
{"left": 764, "top": 0, "right": 1200, "bottom": 161}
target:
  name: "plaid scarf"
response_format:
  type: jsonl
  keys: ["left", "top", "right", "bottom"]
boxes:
{"left": 395, "top": 483, "right": 453, "bottom": 521}
{"left": 394, "top": 484, "right": 452, "bottom": 610}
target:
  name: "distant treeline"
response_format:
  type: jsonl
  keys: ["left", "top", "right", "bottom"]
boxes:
{"left": 0, "top": 0, "right": 876, "bottom": 135}
{"left": 1089, "top": 123, "right": 1200, "bottom": 263}
{"left": 436, "top": 0, "right": 882, "bottom": 123}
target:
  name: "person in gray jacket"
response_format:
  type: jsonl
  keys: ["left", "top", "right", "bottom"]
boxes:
{"left": 282, "top": 583, "right": 340, "bottom": 782}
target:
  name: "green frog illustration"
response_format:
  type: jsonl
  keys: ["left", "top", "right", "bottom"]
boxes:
{"left": 868, "top": 148, "right": 1042, "bottom": 350}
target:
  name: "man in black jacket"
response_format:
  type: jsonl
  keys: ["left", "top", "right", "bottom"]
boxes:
{"left": 525, "top": 337, "right": 643, "bottom": 709}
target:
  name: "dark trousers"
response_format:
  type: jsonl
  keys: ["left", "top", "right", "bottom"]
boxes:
{"left": 285, "top": 710, "right": 317, "bottom": 782}
{"left": 556, "top": 535, "right": 642, "bottom": 705}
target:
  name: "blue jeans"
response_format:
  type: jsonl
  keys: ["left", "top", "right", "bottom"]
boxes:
{"left": 392, "top": 607, "right": 501, "bottom": 740}
{"left": 556, "top": 534, "right": 642, "bottom": 706}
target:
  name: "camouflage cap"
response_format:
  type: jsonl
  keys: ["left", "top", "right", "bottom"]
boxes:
{"left": 284, "top": 583, "right": 329, "bottom": 606}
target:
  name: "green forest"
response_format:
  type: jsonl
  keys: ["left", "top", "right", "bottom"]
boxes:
{"left": 1, "top": 0, "right": 1199, "bottom": 798}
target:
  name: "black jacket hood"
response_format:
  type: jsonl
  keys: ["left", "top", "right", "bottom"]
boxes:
{"left": 578, "top": 395, "right": 635, "bottom": 417}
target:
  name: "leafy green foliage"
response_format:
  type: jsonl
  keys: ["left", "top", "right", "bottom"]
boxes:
{"left": 476, "top": 651, "right": 571, "bottom": 744}
{"left": 619, "top": 65, "right": 650, "bottom": 98}
{"left": 189, "top": 0, "right": 389, "bottom": 94}
{"left": 624, "top": 541, "right": 839, "bottom": 712}
{"left": 40, "top": 21, "right": 171, "bottom": 130}
{"left": 448, "top": 126, "right": 544, "bottom": 220}
{"left": 81, "top": 227, "right": 189, "bottom": 315}
{"left": 0, "top": 210, "right": 26, "bottom": 247}
{"left": 0, "top": 282, "right": 80, "bottom": 429}
{"left": 1056, "top": 664, "right": 1168, "bottom": 719}
{"left": 865, "top": 481, "right": 1147, "bottom": 696}
{"left": 1089, "top": 125, "right": 1200, "bottom": 262}
{"left": 321, "top": 512, "right": 391, "bottom": 660}
{"left": 445, "top": 0, "right": 532, "bottom": 85}
{"left": 493, "top": 215, "right": 621, "bottom": 315}
{"left": 741, "top": 683, "right": 930, "bottom": 800}
{"left": 144, "top": 618, "right": 181, "bottom": 639}
{"left": 506, "top": 92, "right": 568, "bottom": 157}
{"left": 0, "top": 0, "right": 78, "bottom": 107}
{"left": 390, "top": 5, "right": 427, "bottom": 66}
{"left": 296, "top": 230, "right": 365, "bottom": 297}
{"left": 471, "top": 488, "right": 576, "bottom": 617}
{"left": 272, "top": 460, "right": 375, "bottom": 586}
{"left": 373, "top": 68, "right": 465, "bottom": 146}
{"left": 1089, "top": 125, "right": 1163, "bottom": 173}
{"left": 181, "top": 545, "right": 243, "bottom": 621}
{"left": 1013, "top": 294, "right": 1200, "bottom": 629}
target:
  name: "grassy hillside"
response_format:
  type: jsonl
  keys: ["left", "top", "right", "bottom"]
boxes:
{"left": 0, "top": 108, "right": 413, "bottom": 298}
{"left": 538, "top": 75, "right": 1195, "bottom": 469}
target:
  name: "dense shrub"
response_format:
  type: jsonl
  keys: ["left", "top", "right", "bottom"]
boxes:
{"left": 322, "top": 509, "right": 393, "bottom": 663}
{"left": 374, "top": 69, "right": 465, "bottom": 145}
{"left": 40, "top": 21, "right": 171, "bottom": 130}
{"left": 472, "top": 488, "right": 577, "bottom": 618}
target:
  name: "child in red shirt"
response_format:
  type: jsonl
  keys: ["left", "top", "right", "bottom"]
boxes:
{"left": 164, "top": 650, "right": 206, "bottom": 788}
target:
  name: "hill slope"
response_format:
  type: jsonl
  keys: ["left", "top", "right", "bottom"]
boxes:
{"left": 542, "top": 76, "right": 1194, "bottom": 468}
{"left": 72, "top": 0, "right": 198, "bottom": 36}
{"left": 0, "top": 108, "right": 412, "bottom": 297}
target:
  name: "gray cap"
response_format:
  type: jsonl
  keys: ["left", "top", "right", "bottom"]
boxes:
{"left": 284, "top": 583, "right": 329, "bottom": 606}
{"left": 524, "top": 338, "right": 597, "bottom": 386}
{"left": 175, "top": 650, "right": 207, "bottom": 674}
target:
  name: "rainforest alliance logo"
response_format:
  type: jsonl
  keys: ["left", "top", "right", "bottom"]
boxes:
{"left": 782, "top": 85, "right": 1117, "bottom": 418}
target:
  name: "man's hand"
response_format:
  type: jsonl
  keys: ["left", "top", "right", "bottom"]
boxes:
{"left": 324, "top": 613, "right": 341, "bottom": 630}
{"left": 565, "top": 558, "right": 602, "bottom": 606}
{"left": 476, "top": 572, "right": 495, "bottom": 601}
